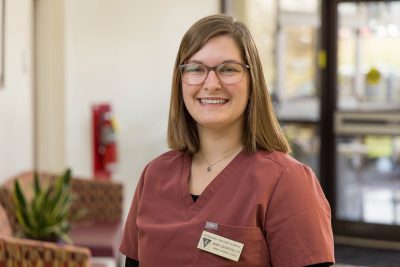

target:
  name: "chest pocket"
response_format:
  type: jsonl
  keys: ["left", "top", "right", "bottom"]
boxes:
{"left": 195, "top": 224, "right": 270, "bottom": 267}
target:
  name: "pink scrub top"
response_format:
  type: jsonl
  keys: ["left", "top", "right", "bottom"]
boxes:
{"left": 120, "top": 150, "right": 335, "bottom": 266}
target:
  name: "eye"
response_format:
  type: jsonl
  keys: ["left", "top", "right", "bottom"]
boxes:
{"left": 185, "top": 64, "right": 206, "bottom": 74}
{"left": 218, "top": 64, "right": 241, "bottom": 74}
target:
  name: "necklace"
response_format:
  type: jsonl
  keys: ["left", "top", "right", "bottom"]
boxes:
{"left": 199, "top": 147, "right": 242, "bottom": 172}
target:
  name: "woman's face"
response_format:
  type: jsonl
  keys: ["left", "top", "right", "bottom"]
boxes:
{"left": 182, "top": 35, "right": 250, "bottom": 132}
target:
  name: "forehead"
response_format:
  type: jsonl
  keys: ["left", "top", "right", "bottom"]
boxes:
{"left": 188, "top": 35, "right": 243, "bottom": 64}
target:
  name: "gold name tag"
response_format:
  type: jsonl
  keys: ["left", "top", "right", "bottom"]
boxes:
{"left": 197, "top": 230, "right": 244, "bottom": 262}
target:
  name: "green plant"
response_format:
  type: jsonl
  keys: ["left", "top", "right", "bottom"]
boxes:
{"left": 12, "top": 169, "right": 83, "bottom": 243}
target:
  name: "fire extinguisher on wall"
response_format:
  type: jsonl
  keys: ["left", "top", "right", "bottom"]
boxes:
{"left": 92, "top": 103, "right": 118, "bottom": 180}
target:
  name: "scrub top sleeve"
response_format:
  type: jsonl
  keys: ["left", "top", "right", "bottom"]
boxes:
{"left": 119, "top": 164, "right": 148, "bottom": 261}
{"left": 264, "top": 163, "right": 335, "bottom": 267}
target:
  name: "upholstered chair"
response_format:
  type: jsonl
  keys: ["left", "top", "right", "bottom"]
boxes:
{"left": 0, "top": 171, "right": 123, "bottom": 264}
{"left": 0, "top": 202, "right": 91, "bottom": 267}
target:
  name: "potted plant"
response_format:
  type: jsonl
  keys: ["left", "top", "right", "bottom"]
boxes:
{"left": 12, "top": 169, "right": 83, "bottom": 243}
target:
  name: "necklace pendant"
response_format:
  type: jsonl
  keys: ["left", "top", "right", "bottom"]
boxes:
{"left": 207, "top": 166, "right": 212, "bottom": 172}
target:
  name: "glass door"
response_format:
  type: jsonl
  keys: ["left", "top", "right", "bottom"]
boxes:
{"left": 332, "top": 0, "right": 400, "bottom": 241}
{"left": 223, "top": 0, "right": 322, "bottom": 174}
{"left": 337, "top": 1, "right": 400, "bottom": 110}
{"left": 275, "top": 1, "right": 322, "bottom": 175}
{"left": 223, "top": 0, "right": 400, "bottom": 241}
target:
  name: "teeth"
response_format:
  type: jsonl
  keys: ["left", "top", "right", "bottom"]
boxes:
{"left": 200, "top": 99, "right": 226, "bottom": 104}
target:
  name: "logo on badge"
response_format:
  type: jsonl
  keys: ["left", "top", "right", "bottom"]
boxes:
{"left": 203, "top": 238, "right": 211, "bottom": 248}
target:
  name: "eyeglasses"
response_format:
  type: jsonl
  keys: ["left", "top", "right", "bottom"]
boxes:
{"left": 178, "top": 62, "right": 250, "bottom": 85}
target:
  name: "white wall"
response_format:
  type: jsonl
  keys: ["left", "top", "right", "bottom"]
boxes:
{"left": 0, "top": 0, "right": 33, "bottom": 182}
{"left": 64, "top": 0, "right": 219, "bottom": 216}
{"left": 0, "top": 0, "right": 219, "bottom": 215}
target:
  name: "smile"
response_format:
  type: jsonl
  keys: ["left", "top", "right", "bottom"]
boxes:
{"left": 199, "top": 98, "right": 227, "bottom": 104}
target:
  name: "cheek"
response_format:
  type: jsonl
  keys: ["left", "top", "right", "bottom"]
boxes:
{"left": 181, "top": 84, "right": 189, "bottom": 100}
{"left": 240, "top": 84, "right": 251, "bottom": 104}
{"left": 181, "top": 86, "right": 196, "bottom": 112}
{"left": 182, "top": 84, "right": 200, "bottom": 101}
{"left": 237, "top": 74, "right": 251, "bottom": 101}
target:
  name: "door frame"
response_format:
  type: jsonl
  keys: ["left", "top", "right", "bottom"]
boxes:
{"left": 320, "top": 0, "right": 400, "bottom": 243}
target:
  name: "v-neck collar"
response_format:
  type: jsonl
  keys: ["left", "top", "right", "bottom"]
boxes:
{"left": 179, "top": 150, "right": 247, "bottom": 218}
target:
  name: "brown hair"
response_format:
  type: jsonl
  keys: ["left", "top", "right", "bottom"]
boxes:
{"left": 167, "top": 14, "right": 290, "bottom": 154}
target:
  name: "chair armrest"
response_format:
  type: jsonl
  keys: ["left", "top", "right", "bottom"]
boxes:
{"left": 0, "top": 236, "right": 91, "bottom": 267}
{"left": 0, "top": 187, "right": 18, "bottom": 233}
{"left": 0, "top": 171, "right": 123, "bottom": 227}
{"left": 71, "top": 179, "right": 123, "bottom": 223}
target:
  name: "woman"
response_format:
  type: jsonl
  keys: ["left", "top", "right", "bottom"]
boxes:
{"left": 120, "top": 15, "right": 335, "bottom": 266}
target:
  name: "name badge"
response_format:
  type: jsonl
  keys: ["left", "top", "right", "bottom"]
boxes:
{"left": 197, "top": 230, "right": 244, "bottom": 262}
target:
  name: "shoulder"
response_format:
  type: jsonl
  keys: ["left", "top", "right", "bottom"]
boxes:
{"left": 262, "top": 155, "right": 333, "bottom": 266}
{"left": 245, "top": 150, "right": 317, "bottom": 188}
{"left": 149, "top": 149, "right": 185, "bottom": 164}
{"left": 256, "top": 150, "right": 302, "bottom": 170}
{"left": 254, "top": 151, "right": 328, "bottom": 212}
{"left": 247, "top": 150, "right": 310, "bottom": 175}
{"left": 145, "top": 149, "right": 187, "bottom": 174}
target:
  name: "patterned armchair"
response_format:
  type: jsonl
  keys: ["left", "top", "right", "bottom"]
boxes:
{"left": 0, "top": 171, "right": 123, "bottom": 263}
{"left": 0, "top": 202, "right": 91, "bottom": 267}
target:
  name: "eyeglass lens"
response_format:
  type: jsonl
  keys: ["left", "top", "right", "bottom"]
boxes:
{"left": 180, "top": 63, "right": 246, "bottom": 85}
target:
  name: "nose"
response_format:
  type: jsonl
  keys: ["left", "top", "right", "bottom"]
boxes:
{"left": 203, "top": 70, "right": 222, "bottom": 91}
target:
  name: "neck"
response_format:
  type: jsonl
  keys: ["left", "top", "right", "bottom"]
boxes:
{"left": 197, "top": 123, "right": 243, "bottom": 163}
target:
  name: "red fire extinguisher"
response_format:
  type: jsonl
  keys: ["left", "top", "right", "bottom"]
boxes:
{"left": 92, "top": 103, "right": 118, "bottom": 180}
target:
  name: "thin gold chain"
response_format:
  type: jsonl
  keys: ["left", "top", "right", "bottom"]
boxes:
{"left": 199, "top": 147, "right": 242, "bottom": 172}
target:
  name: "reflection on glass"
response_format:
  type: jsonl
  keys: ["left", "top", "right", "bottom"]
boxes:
{"left": 227, "top": 0, "right": 277, "bottom": 93}
{"left": 336, "top": 135, "right": 400, "bottom": 225}
{"left": 275, "top": 0, "right": 320, "bottom": 120}
{"left": 282, "top": 26, "right": 318, "bottom": 101}
{"left": 337, "top": 2, "right": 400, "bottom": 110}
{"left": 283, "top": 123, "right": 319, "bottom": 176}
{"left": 225, "top": 0, "right": 321, "bottom": 121}
{"left": 280, "top": 0, "right": 318, "bottom": 13}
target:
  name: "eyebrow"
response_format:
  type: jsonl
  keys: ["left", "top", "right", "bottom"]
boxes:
{"left": 187, "top": 59, "right": 243, "bottom": 65}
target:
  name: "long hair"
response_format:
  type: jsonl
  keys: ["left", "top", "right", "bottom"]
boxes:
{"left": 167, "top": 14, "right": 290, "bottom": 154}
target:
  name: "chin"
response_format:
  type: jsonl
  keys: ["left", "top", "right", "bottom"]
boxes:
{"left": 198, "top": 120, "right": 224, "bottom": 128}
{"left": 199, "top": 120, "right": 237, "bottom": 129}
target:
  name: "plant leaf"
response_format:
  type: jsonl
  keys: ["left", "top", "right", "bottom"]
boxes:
{"left": 13, "top": 179, "right": 35, "bottom": 233}
{"left": 57, "top": 231, "right": 72, "bottom": 244}
{"left": 33, "top": 173, "right": 41, "bottom": 195}
{"left": 70, "top": 207, "right": 88, "bottom": 222}
{"left": 12, "top": 168, "right": 79, "bottom": 242}
{"left": 13, "top": 180, "right": 27, "bottom": 210}
{"left": 48, "top": 169, "right": 71, "bottom": 213}
{"left": 15, "top": 208, "right": 33, "bottom": 235}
